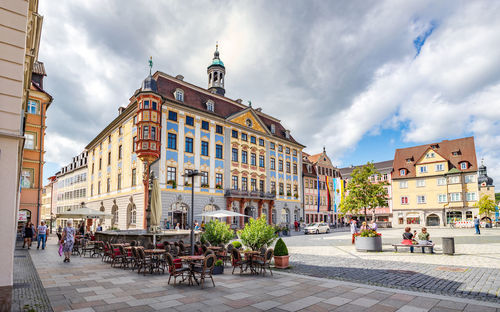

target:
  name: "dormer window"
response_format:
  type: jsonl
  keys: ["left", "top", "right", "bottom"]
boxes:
{"left": 270, "top": 124, "right": 276, "bottom": 134}
{"left": 206, "top": 100, "right": 215, "bottom": 112}
{"left": 400, "top": 169, "right": 406, "bottom": 176}
{"left": 174, "top": 89, "right": 184, "bottom": 102}
{"left": 431, "top": 144, "right": 439, "bottom": 149}
{"left": 246, "top": 119, "right": 252, "bottom": 127}
{"left": 452, "top": 149, "right": 461, "bottom": 156}
{"left": 460, "top": 162, "right": 468, "bottom": 170}
{"left": 405, "top": 158, "right": 412, "bottom": 164}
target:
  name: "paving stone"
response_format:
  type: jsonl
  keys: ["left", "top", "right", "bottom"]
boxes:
{"left": 278, "top": 296, "right": 324, "bottom": 312}
{"left": 252, "top": 300, "right": 282, "bottom": 310}
{"left": 322, "top": 296, "right": 352, "bottom": 306}
{"left": 395, "top": 306, "right": 429, "bottom": 312}
{"left": 351, "top": 297, "right": 380, "bottom": 307}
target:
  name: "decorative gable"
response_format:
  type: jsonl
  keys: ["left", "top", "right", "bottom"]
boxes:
{"left": 416, "top": 148, "right": 447, "bottom": 164}
{"left": 227, "top": 109, "right": 269, "bottom": 134}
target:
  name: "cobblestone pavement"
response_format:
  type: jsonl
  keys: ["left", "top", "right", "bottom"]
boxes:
{"left": 282, "top": 228, "right": 500, "bottom": 302}
{"left": 11, "top": 241, "right": 53, "bottom": 312}
{"left": 24, "top": 238, "right": 500, "bottom": 312}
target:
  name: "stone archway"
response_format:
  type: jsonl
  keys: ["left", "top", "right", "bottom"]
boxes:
{"left": 202, "top": 197, "right": 220, "bottom": 223}
{"left": 426, "top": 214, "right": 440, "bottom": 226}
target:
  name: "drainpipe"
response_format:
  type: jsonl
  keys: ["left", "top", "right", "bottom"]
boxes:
{"left": 37, "top": 100, "right": 45, "bottom": 226}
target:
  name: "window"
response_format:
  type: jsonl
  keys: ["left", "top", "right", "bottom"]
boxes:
{"left": 460, "top": 162, "right": 468, "bottom": 170}
{"left": 278, "top": 145, "right": 283, "bottom": 152}
{"left": 293, "top": 163, "right": 297, "bottom": 175}
{"left": 168, "top": 111, "right": 177, "bottom": 121}
{"left": 215, "top": 173, "right": 223, "bottom": 187}
{"left": 232, "top": 130, "right": 238, "bottom": 138}
{"left": 119, "top": 126, "right": 123, "bottom": 136}
{"left": 465, "top": 175, "right": 475, "bottom": 183}
{"left": 92, "top": 163, "right": 94, "bottom": 174}
{"left": 270, "top": 143, "right": 275, "bottom": 150}
{"left": 285, "top": 147, "right": 290, "bottom": 154}
{"left": 184, "top": 169, "right": 191, "bottom": 186}
{"left": 259, "top": 139, "right": 264, "bottom": 146}
{"left": 466, "top": 211, "right": 473, "bottom": 220}
{"left": 133, "top": 116, "right": 137, "bottom": 125}
{"left": 167, "top": 167, "right": 176, "bottom": 184}
{"left": 419, "top": 166, "right": 427, "bottom": 173}
{"left": 232, "top": 176, "right": 238, "bottom": 190}
{"left": 241, "top": 133, "right": 247, "bottom": 141}
{"left": 400, "top": 169, "right": 406, "bottom": 176}
{"left": 383, "top": 173, "right": 388, "bottom": 180}
{"left": 466, "top": 192, "right": 477, "bottom": 201}
{"left": 118, "top": 145, "right": 122, "bottom": 159}
{"left": 401, "top": 196, "right": 409, "bottom": 204}
{"left": 271, "top": 181, "right": 276, "bottom": 194}
{"left": 143, "top": 126, "right": 149, "bottom": 139}
{"left": 99, "top": 158, "right": 102, "bottom": 170}
{"left": 200, "top": 171, "right": 208, "bottom": 186}
{"left": 438, "top": 194, "right": 447, "bottom": 203}
{"left": 232, "top": 148, "right": 238, "bottom": 162}
{"left": 286, "top": 161, "right": 291, "bottom": 173}
{"left": 450, "top": 192, "right": 461, "bottom": 202}
{"left": 251, "top": 178, "right": 257, "bottom": 191}
{"left": 132, "top": 168, "right": 137, "bottom": 186}
{"left": 108, "top": 135, "right": 112, "bottom": 143}
{"left": 278, "top": 159, "right": 283, "bottom": 171}
{"left": 417, "top": 195, "right": 426, "bottom": 204}
{"left": 186, "top": 116, "right": 194, "bottom": 126}
{"left": 106, "top": 178, "right": 111, "bottom": 193}
{"left": 241, "top": 177, "right": 248, "bottom": 191}
{"left": 143, "top": 100, "right": 150, "bottom": 109}
{"left": 251, "top": 153, "right": 256, "bottom": 166}
{"left": 426, "top": 152, "right": 435, "bottom": 158}
{"left": 259, "top": 180, "right": 264, "bottom": 191}
{"left": 21, "top": 168, "right": 34, "bottom": 188}
{"left": 185, "top": 137, "right": 193, "bottom": 153}
{"left": 133, "top": 136, "right": 137, "bottom": 152}
{"left": 448, "top": 176, "right": 460, "bottom": 184}
{"left": 435, "top": 164, "right": 444, "bottom": 171}
{"left": 399, "top": 181, "right": 408, "bottom": 188}
{"left": 250, "top": 136, "right": 256, "bottom": 144}
{"left": 175, "top": 89, "right": 184, "bottom": 102}
{"left": 151, "top": 127, "right": 156, "bottom": 140}
{"left": 206, "top": 100, "right": 214, "bottom": 112}
{"left": 416, "top": 179, "right": 425, "bottom": 187}
{"left": 201, "top": 141, "right": 209, "bottom": 156}
{"left": 24, "top": 133, "right": 35, "bottom": 149}
{"left": 270, "top": 158, "right": 275, "bottom": 170}
{"left": 27, "top": 100, "right": 39, "bottom": 114}
{"left": 216, "top": 125, "right": 223, "bottom": 134}
{"left": 168, "top": 133, "right": 176, "bottom": 149}
{"left": 242, "top": 151, "right": 247, "bottom": 164}
{"left": 117, "top": 173, "right": 122, "bottom": 190}
{"left": 279, "top": 183, "right": 284, "bottom": 195}
{"left": 152, "top": 101, "right": 157, "bottom": 110}
{"left": 98, "top": 181, "right": 101, "bottom": 194}
{"left": 259, "top": 155, "right": 265, "bottom": 168}
{"left": 294, "top": 185, "right": 298, "bottom": 196}
{"left": 437, "top": 177, "right": 447, "bottom": 185}
{"left": 201, "top": 120, "right": 209, "bottom": 130}
{"left": 108, "top": 152, "right": 111, "bottom": 165}
{"left": 215, "top": 144, "right": 223, "bottom": 159}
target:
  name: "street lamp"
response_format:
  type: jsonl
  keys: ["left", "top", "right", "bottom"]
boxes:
{"left": 183, "top": 169, "right": 202, "bottom": 255}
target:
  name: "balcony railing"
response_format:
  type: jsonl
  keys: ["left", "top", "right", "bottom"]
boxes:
{"left": 225, "top": 189, "right": 276, "bottom": 199}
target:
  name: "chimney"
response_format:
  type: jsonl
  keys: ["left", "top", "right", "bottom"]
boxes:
{"left": 118, "top": 106, "right": 126, "bottom": 115}
{"left": 255, "top": 108, "right": 262, "bottom": 112}
{"left": 175, "top": 75, "right": 184, "bottom": 81}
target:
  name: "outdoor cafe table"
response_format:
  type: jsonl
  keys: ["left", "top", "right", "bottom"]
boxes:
{"left": 144, "top": 249, "right": 166, "bottom": 274}
{"left": 207, "top": 246, "right": 222, "bottom": 251}
{"left": 242, "top": 250, "right": 260, "bottom": 274}
{"left": 179, "top": 255, "right": 205, "bottom": 285}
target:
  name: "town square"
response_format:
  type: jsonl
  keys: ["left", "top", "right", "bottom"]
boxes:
{"left": 1, "top": 1, "right": 500, "bottom": 311}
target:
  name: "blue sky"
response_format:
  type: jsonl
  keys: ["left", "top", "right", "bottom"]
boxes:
{"left": 39, "top": 1, "right": 500, "bottom": 183}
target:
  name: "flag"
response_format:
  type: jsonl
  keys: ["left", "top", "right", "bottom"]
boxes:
{"left": 326, "top": 176, "right": 332, "bottom": 211}
{"left": 333, "top": 178, "right": 337, "bottom": 213}
{"left": 317, "top": 175, "right": 320, "bottom": 213}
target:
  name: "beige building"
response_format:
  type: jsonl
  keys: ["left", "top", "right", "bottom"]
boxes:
{"left": 392, "top": 137, "right": 479, "bottom": 227}
{"left": 0, "top": 0, "right": 43, "bottom": 294}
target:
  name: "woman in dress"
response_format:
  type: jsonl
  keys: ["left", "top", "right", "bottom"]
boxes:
{"left": 61, "top": 220, "right": 76, "bottom": 263}
{"left": 23, "top": 221, "right": 34, "bottom": 249}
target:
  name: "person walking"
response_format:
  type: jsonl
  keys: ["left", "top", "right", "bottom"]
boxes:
{"left": 294, "top": 220, "right": 299, "bottom": 232}
{"left": 23, "top": 221, "right": 34, "bottom": 249}
{"left": 61, "top": 220, "right": 76, "bottom": 263}
{"left": 37, "top": 221, "right": 48, "bottom": 250}
{"left": 474, "top": 216, "right": 481, "bottom": 234}
{"left": 350, "top": 219, "right": 359, "bottom": 244}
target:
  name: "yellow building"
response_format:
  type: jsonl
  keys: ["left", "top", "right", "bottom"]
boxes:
{"left": 392, "top": 137, "right": 479, "bottom": 227}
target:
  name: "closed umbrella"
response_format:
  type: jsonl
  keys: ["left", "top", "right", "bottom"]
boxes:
{"left": 150, "top": 177, "right": 162, "bottom": 228}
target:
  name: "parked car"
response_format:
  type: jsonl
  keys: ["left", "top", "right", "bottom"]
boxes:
{"left": 304, "top": 223, "right": 330, "bottom": 234}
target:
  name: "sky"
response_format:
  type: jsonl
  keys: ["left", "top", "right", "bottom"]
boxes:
{"left": 39, "top": 0, "right": 500, "bottom": 184}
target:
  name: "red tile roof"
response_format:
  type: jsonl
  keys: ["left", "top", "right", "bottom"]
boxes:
{"left": 153, "top": 72, "right": 303, "bottom": 146}
{"left": 392, "top": 137, "right": 477, "bottom": 180}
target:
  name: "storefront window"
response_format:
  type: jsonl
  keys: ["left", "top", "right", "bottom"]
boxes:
{"left": 406, "top": 217, "right": 420, "bottom": 224}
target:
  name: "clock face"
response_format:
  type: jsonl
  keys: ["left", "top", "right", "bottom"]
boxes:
{"left": 246, "top": 119, "right": 252, "bottom": 127}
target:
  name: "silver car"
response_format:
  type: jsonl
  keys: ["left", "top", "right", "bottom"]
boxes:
{"left": 304, "top": 222, "right": 330, "bottom": 234}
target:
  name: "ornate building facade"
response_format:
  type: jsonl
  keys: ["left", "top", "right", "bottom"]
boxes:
{"left": 85, "top": 47, "right": 304, "bottom": 230}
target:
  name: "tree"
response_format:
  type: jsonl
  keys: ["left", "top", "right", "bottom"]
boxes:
{"left": 237, "top": 215, "right": 277, "bottom": 250}
{"left": 474, "top": 194, "right": 496, "bottom": 217}
{"left": 201, "top": 219, "right": 234, "bottom": 245}
{"left": 339, "top": 162, "right": 388, "bottom": 220}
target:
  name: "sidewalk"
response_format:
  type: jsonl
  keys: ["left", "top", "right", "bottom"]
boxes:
{"left": 25, "top": 237, "right": 500, "bottom": 311}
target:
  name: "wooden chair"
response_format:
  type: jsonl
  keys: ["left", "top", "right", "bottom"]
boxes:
{"left": 166, "top": 253, "right": 189, "bottom": 285}
{"left": 111, "top": 245, "right": 126, "bottom": 268}
{"left": 254, "top": 248, "right": 273, "bottom": 276}
{"left": 231, "top": 248, "right": 249, "bottom": 274}
{"left": 136, "top": 247, "right": 153, "bottom": 275}
{"left": 192, "top": 254, "right": 216, "bottom": 289}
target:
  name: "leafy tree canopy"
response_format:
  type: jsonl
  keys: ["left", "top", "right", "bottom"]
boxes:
{"left": 474, "top": 194, "right": 496, "bottom": 216}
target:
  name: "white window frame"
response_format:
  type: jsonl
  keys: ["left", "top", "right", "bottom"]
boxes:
{"left": 438, "top": 194, "right": 447, "bottom": 203}
{"left": 175, "top": 89, "right": 184, "bottom": 102}
{"left": 460, "top": 162, "right": 467, "bottom": 170}
{"left": 24, "top": 132, "right": 36, "bottom": 150}
{"left": 399, "top": 181, "right": 408, "bottom": 189}
{"left": 449, "top": 176, "right": 460, "bottom": 184}
{"left": 206, "top": 100, "right": 215, "bottom": 112}
{"left": 464, "top": 175, "right": 475, "bottom": 183}
{"left": 466, "top": 192, "right": 477, "bottom": 201}
{"left": 417, "top": 195, "right": 426, "bottom": 204}
{"left": 419, "top": 165, "right": 427, "bottom": 173}
{"left": 416, "top": 179, "right": 425, "bottom": 187}
{"left": 450, "top": 192, "right": 461, "bottom": 202}
{"left": 401, "top": 196, "right": 409, "bottom": 205}
{"left": 437, "top": 177, "right": 447, "bottom": 186}
{"left": 400, "top": 169, "right": 406, "bottom": 176}
{"left": 435, "top": 164, "right": 444, "bottom": 171}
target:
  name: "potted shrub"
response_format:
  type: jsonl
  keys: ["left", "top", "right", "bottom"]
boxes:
{"left": 355, "top": 229, "right": 382, "bottom": 252}
{"left": 213, "top": 259, "right": 224, "bottom": 275}
{"left": 231, "top": 241, "right": 242, "bottom": 249}
{"left": 201, "top": 220, "right": 234, "bottom": 246}
{"left": 274, "top": 238, "right": 289, "bottom": 269}
{"left": 237, "top": 216, "right": 277, "bottom": 250}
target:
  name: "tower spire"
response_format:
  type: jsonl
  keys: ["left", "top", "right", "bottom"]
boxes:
{"left": 148, "top": 56, "right": 153, "bottom": 75}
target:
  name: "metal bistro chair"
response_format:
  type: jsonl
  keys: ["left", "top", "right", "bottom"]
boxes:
{"left": 231, "top": 248, "right": 249, "bottom": 274}
{"left": 137, "top": 247, "right": 154, "bottom": 275}
{"left": 166, "top": 253, "right": 189, "bottom": 285}
{"left": 254, "top": 248, "right": 274, "bottom": 276}
{"left": 192, "top": 254, "right": 216, "bottom": 289}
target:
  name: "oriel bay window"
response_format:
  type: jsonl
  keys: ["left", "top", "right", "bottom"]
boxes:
{"left": 201, "top": 141, "right": 209, "bottom": 156}
{"left": 143, "top": 126, "right": 149, "bottom": 139}
{"left": 185, "top": 137, "right": 193, "bottom": 153}
{"left": 242, "top": 177, "right": 248, "bottom": 191}
{"left": 151, "top": 127, "right": 156, "bottom": 140}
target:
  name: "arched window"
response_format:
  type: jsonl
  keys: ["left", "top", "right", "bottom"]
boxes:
{"left": 175, "top": 89, "right": 184, "bottom": 102}
{"left": 127, "top": 197, "right": 136, "bottom": 228}
{"left": 206, "top": 100, "right": 215, "bottom": 112}
{"left": 272, "top": 209, "right": 276, "bottom": 224}
{"left": 281, "top": 208, "right": 289, "bottom": 224}
{"left": 202, "top": 203, "right": 219, "bottom": 223}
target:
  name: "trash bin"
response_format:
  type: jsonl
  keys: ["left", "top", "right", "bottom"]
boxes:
{"left": 442, "top": 237, "right": 455, "bottom": 255}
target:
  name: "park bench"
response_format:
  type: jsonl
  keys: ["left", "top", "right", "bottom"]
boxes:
{"left": 392, "top": 243, "right": 434, "bottom": 253}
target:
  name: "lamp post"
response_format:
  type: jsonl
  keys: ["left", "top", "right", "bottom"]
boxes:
{"left": 183, "top": 170, "right": 201, "bottom": 255}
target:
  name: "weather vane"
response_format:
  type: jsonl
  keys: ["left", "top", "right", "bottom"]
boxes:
{"left": 148, "top": 56, "right": 153, "bottom": 75}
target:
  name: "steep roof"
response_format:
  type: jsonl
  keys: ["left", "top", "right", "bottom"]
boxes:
{"left": 307, "top": 153, "right": 322, "bottom": 164}
{"left": 339, "top": 160, "right": 393, "bottom": 177}
{"left": 392, "top": 137, "right": 477, "bottom": 180}
{"left": 154, "top": 72, "right": 303, "bottom": 146}
{"left": 302, "top": 156, "right": 317, "bottom": 177}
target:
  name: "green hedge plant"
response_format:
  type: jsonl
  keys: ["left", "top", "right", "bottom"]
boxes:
{"left": 201, "top": 219, "right": 234, "bottom": 245}
{"left": 274, "top": 238, "right": 288, "bottom": 256}
{"left": 231, "top": 241, "right": 242, "bottom": 249}
{"left": 237, "top": 216, "right": 277, "bottom": 251}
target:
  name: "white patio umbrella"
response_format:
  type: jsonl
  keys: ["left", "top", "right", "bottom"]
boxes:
{"left": 56, "top": 207, "right": 111, "bottom": 219}
{"left": 196, "top": 210, "right": 249, "bottom": 218}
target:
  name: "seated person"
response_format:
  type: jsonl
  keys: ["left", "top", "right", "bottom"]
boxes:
{"left": 417, "top": 227, "right": 432, "bottom": 244}
{"left": 360, "top": 221, "right": 368, "bottom": 231}
{"left": 402, "top": 227, "right": 414, "bottom": 252}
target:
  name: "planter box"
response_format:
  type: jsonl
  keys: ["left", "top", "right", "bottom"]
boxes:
{"left": 274, "top": 255, "right": 289, "bottom": 269}
{"left": 213, "top": 265, "right": 224, "bottom": 275}
{"left": 355, "top": 236, "right": 382, "bottom": 252}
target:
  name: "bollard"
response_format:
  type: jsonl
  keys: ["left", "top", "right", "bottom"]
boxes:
{"left": 442, "top": 237, "right": 455, "bottom": 255}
